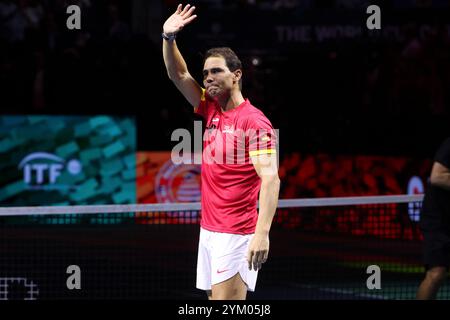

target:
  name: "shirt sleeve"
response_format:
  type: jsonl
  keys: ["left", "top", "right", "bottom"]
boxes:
{"left": 435, "top": 137, "right": 450, "bottom": 168}
{"left": 194, "top": 88, "right": 207, "bottom": 118}
{"left": 247, "top": 114, "right": 278, "bottom": 157}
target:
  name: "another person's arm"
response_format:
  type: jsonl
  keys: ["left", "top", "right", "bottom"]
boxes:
{"left": 247, "top": 154, "right": 280, "bottom": 271}
{"left": 430, "top": 162, "right": 450, "bottom": 191}
{"left": 430, "top": 138, "right": 450, "bottom": 191}
{"left": 162, "top": 4, "right": 203, "bottom": 109}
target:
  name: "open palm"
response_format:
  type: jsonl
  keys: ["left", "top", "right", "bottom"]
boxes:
{"left": 163, "top": 4, "right": 197, "bottom": 35}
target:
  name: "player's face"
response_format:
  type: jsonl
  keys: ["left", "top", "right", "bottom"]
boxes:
{"left": 203, "top": 57, "right": 237, "bottom": 98}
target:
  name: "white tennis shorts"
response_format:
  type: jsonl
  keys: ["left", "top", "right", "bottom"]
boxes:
{"left": 196, "top": 227, "right": 258, "bottom": 292}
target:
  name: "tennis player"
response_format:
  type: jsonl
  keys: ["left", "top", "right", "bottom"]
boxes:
{"left": 162, "top": 4, "right": 280, "bottom": 300}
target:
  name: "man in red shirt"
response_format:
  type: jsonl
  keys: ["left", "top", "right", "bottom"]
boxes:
{"left": 162, "top": 4, "right": 280, "bottom": 300}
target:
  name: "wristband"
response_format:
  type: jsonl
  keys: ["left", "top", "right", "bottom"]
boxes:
{"left": 162, "top": 32, "right": 176, "bottom": 41}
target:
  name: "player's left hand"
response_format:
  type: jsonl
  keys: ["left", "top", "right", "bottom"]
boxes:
{"left": 247, "top": 233, "right": 269, "bottom": 271}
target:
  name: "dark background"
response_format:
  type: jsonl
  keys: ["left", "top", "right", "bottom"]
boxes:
{"left": 1, "top": 0, "right": 449, "bottom": 158}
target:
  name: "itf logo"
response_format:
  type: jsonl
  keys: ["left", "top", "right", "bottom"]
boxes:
{"left": 18, "top": 152, "right": 82, "bottom": 190}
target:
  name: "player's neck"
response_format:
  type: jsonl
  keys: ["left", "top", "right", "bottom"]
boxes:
{"left": 218, "top": 90, "right": 245, "bottom": 112}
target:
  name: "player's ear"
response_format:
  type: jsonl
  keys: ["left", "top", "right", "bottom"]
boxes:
{"left": 233, "top": 69, "right": 242, "bottom": 83}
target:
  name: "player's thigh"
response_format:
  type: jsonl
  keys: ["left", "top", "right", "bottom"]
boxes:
{"left": 211, "top": 272, "right": 247, "bottom": 300}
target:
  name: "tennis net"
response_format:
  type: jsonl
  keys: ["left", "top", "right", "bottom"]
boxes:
{"left": 0, "top": 194, "right": 441, "bottom": 300}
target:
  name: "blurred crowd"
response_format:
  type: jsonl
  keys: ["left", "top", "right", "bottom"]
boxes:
{"left": 0, "top": 0, "right": 140, "bottom": 111}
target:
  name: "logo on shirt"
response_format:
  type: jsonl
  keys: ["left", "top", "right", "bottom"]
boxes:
{"left": 261, "top": 135, "right": 271, "bottom": 142}
{"left": 222, "top": 125, "right": 234, "bottom": 134}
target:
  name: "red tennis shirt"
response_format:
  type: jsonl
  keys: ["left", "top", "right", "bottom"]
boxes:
{"left": 195, "top": 90, "right": 277, "bottom": 234}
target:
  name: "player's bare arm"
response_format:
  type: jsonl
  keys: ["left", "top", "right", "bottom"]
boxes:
{"left": 430, "top": 162, "right": 450, "bottom": 191}
{"left": 162, "top": 4, "right": 203, "bottom": 109}
{"left": 247, "top": 154, "right": 280, "bottom": 271}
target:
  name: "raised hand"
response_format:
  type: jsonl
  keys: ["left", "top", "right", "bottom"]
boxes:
{"left": 163, "top": 4, "right": 197, "bottom": 35}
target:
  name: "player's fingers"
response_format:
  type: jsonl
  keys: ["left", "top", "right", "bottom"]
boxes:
{"left": 182, "top": 5, "right": 196, "bottom": 18}
{"left": 247, "top": 250, "right": 254, "bottom": 270}
{"left": 183, "top": 15, "right": 197, "bottom": 25}
{"left": 176, "top": 4, "right": 182, "bottom": 14}
{"left": 180, "top": 3, "right": 191, "bottom": 15}
{"left": 262, "top": 250, "right": 268, "bottom": 263}
{"left": 253, "top": 251, "right": 261, "bottom": 271}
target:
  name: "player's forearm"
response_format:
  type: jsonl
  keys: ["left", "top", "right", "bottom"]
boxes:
{"left": 430, "top": 173, "right": 450, "bottom": 191}
{"left": 162, "top": 39, "right": 189, "bottom": 81}
{"left": 255, "top": 176, "right": 280, "bottom": 236}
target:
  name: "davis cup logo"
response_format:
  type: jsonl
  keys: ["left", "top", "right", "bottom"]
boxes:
{"left": 18, "top": 152, "right": 82, "bottom": 190}
{"left": 155, "top": 158, "right": 201, "bottom": 203}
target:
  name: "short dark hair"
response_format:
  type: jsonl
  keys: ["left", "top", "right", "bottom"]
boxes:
{"left": 203, "top": 47, "right": 242, "bottom": 71}
{"left": 203, "top": 47, "right": 242, "bottom": 88}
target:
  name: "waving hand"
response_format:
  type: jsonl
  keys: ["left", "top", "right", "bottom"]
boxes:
{"left": 163, "top": 4, "right": 197, "bottom": 35}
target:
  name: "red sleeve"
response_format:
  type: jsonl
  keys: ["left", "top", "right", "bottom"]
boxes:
{"left": 247, "top": 114, "right": 278, "bottom": 157}
{"left": 195, "top": 88, "right": 207, "bottom": 119}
